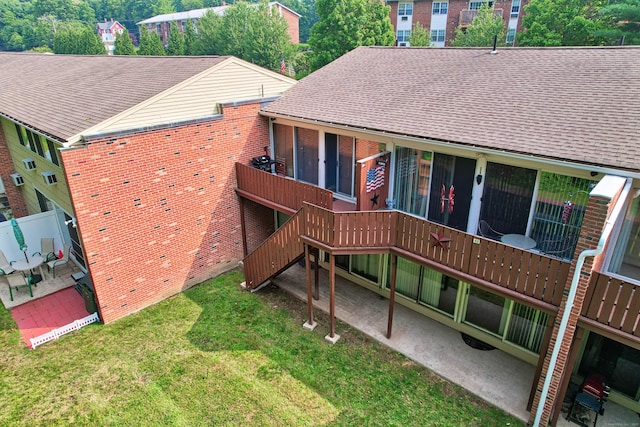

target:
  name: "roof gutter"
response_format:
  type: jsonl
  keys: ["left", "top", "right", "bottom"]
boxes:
{"left": 261, "top": 112, "right": 640, "bottom": 180}
{"left": 531, "top": 176, "right": 632, "bottom": 427}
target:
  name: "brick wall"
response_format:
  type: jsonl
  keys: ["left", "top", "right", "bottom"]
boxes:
{"left": 61, "top": 102, "right": 270, "bottom": 323}
{"left": 528, "top": 189, "right": 621, "bottom": 426}
{"left": 0, "top": 121, "right": 28, "bottom": 218}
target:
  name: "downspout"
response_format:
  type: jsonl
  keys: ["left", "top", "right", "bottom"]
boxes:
{"left": 532, "top": 177, "right": 632, "bottom": 427}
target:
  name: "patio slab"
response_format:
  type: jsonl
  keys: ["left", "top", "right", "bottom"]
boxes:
{"left": 0, "top": 262, "right": 78, "bottom": 309}
{"left": 271, "top": 264, "right": 640, "bottom": 425}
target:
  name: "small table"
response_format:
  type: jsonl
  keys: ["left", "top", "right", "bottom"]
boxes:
{"left": 11, "top": 255, "right": 46, "bottom": 281}
{"left": 501, "top": 234, "right": 537, "bottom": 250}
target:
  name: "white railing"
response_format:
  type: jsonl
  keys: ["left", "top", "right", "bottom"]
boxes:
{"left": 30, "top": 312, "right": 99, "bottom": 349}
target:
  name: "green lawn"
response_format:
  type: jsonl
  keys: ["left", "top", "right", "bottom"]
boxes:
{"left": 0, "top": 271, "right": 524, "bottom": 426}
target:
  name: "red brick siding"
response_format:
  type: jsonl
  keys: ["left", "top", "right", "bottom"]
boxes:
{"left": 60, "top": 103, "right": 269, "bottom": 324}
{"left": 280, "top": 8, "right": 300, "bottom": 44}
{"left": 528, "top": 194, "right": 616, "bottom": 426}
{"left": 244, "top": 199, "right": 275, "bottom": 254}
{"left": 355, "top": 138, "right": 383, "bottom": 160}
{"left": 0, "top": 121, "right": 29, "bottom": 218}
{"left": 391, "top": 0, "right": 528, "bottom": 46}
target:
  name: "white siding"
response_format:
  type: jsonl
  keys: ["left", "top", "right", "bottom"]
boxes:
{"left": 95, "top": 59, "right": 295, "bottom": 134}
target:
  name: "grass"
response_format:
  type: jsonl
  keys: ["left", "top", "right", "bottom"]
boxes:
{"left": 0, "top": 270, "right": 525, "bottom": 426}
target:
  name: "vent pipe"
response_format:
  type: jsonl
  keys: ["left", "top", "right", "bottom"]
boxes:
{"left": 490, "top": 35, "right": 498, "bottom": 54}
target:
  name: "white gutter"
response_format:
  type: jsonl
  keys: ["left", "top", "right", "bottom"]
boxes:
{"left": 532, "top": 176, "right": 632, "bottom": 427}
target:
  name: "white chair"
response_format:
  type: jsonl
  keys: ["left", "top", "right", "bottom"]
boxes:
{"left": 33, "top": 237, "right": 57, "bottom": 262}
{"left": 0, "top": 250, "right": 15, "bottom": 275}
{"left": 47, "top": 244, "right": 71, "bottom": 277}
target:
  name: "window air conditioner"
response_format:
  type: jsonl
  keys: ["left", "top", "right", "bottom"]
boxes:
{"left": 10, "top": 173, "right": 24, "bottom": 186}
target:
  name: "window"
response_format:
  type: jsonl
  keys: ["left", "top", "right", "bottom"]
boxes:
{"left": 609, "top": 195, "right": 640, "bottom": 281}
{"left": 432, "top": 2, "right": 448, "bottom": 14}
{"left": 506, "top": 28, "right": 516, "bottom": 45}
{"left": 394, "top": 147, "right": 432, "bottom": 217}
{"left": 431, "top": 29, "right": 446, "bottom": 43}
{"left": 181, "top": 21, "right": 186, "bottom": 32}
{"left": 14, "top": 124, "right": 25, "bottom": 146}
{"left": 398, "top": 2, "right": 413, "bottom": 16}
{"left": 397, "top": 30, "right": 411, "bottom": 43}
{"left": 46, "top": 139, "right": 59, "bottom": 166}
{"left": 470, "top": 1, "right": 493, "bottom": 10}
{"left": 510, "top": 0, "right": 521, "bottom": 17}
{"left": 156, "top": 24, "right": 161, "bottom": 33}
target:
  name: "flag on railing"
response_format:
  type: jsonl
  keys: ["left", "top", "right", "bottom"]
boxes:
{"left": 280, "top": 55, "right": 286, "bottom": 74}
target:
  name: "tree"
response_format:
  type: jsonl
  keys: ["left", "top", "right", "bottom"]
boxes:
{"left": 519, "top": 0, "right": 607, "bottom": 46}
{"left": 451, "top": 3, "right": 505, "bottom": 47}
{"left": 166, "top": 21, "right": 185, "bottom": 55}
{"left": 183, "top": 18, "right": 197, "bottom": 55}
{"left": 308, "top": 0, "right": 394, "bottom": 71}
{"left": 114, "top": 28, "right": 136, "bottom": 54}
{"left": 408, "top": 22, "right": 430, "bottom": 46}
{"left": 597, "top": 0, "right": 640, "bottom": 45}
{"left": 195, "top": 1, "right": 295, "bottom": 72}
{"left": 53, "top": 23, "right": 106, "bottom": 54}
{"left": 138, "top": 27, "right": 166, "bottom": 55}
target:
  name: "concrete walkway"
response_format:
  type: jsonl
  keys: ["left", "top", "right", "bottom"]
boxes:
{"left": 272, "top": 264, "right": 535, "bottom": 422}
{"left": 271, "top": 264, "right": 640, "bottom": 426}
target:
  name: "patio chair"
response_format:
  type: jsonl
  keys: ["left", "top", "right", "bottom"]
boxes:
{"left": 47, "top": 243, "right": 71, "bottom": 278}
{"left": 0, "top": 250, "right": 15, "bottom": 275}
{"left": 33, "top": 237, "right": 57, "bottom": 262}
{"left": 4, "top": 271, "right": 33, "bottom": 301}
{"left": 539, "top": 234, "right": 576, "bottom": 259}
{"left": 478, "top": 220, "right": 504, "bottom": 240}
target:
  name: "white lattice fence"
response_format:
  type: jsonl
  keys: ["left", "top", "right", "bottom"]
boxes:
{"left": 30, "top": 312, "right": 100, "bottom": 349}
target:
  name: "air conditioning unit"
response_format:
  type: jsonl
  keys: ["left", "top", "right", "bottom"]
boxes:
{"left": 23, "top": 158, "right": 36, "bottom": 170}
{"left": 401, "top": 16, "right": 408, "bottom": 21}
{"left": 398, "top": 42, "right": 407, "bottom": 46}
{"left": 10, "top": 173, "right": 24, "bottom": 186}
{"left": 42, "top": 171, "right": 57, "bottom": 186}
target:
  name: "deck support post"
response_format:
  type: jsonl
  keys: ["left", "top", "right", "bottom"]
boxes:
{"left": 314, "top": 248, "right": 320, "bottom": 300}
{"left": 324, "top": 253, "right": 340, "bottom": 343}
{"left": 239, "top": 197, "right": 248, "bottom": 257}
{"left": 303, "top": 243, "right": 316, "bottom": 330}
{"left": 387, "top": 253, "right": 398, "bottom": 339}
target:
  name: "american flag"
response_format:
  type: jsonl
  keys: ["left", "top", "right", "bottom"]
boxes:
{"left": 280, "top": 55, "right": 286, "bottom": 74}
{"left": 366, "top": 166, "right": 385, "bottom": 193}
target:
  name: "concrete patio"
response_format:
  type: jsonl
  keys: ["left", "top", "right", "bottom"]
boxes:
{"left": 270, "top": 264, "right": 640, "bottom": 426}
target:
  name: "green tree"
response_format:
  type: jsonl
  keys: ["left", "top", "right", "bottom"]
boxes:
{"left": 519, "top": 0, "right": 606, "bottom": 46}
{"left": 195, "top": 1, "right": 295, "bottom": 72}
{"left": 183, "top": 18, "right": 197, "bottom": 55}
{"left": 408, "top": 22, "right": 430, "bottom": 46}
{"left": 53, "top": 23, "right": 106, "bottom": 54}
{"left": 138, "top": 27, "right": 166, "bottom": 55}
{"left": 451, "top": 3, "right": 505, "bottom": 47}
{"left": 308, "top": 0, "right": 394, "bottom": 71}
{"left": 166, "top": 21, "right": 185, "bottom": 55}
{"left": 597, "top": 0, "right": 640, "bottom": 45}
{"left": 114, "top": 28, "right": 136, "bottom": 54}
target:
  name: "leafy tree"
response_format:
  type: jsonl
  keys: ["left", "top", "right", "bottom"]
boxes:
{"left": 597, "top": 0, "right": 640, "bottom": 45}
{"left": 519, "top": 0, "right": 607, "bottom": 46}
{"left": 183, "top": 18, "right": 197, "bottom": 55}
{"left": 114, "top": 28, "right": 136, "bottom": 54}
{"left": 53, "top": 23, "right": 106, "bottom": 54}
{"left": 193, "top": 9, "right": 222, "bottom": 55}
{"left": 195, "top": 1, "right": 295, "bottom": 72}
{"left": 408, "top": 22, "right": 430, "bottom": 46}
{"left": 308, "top": 0, "right": 394, "bottom": 71}
{"left": 29, "top": 45, "right": 54, "bottom": 52}
{"left": 166, "top": 21, "right": 185, "bottom": 55}
{"left": 451, "top": 3, "right": 505, "bottom": 47}
{"left": 138, "top": 27, "right": 166, "bottom": 55}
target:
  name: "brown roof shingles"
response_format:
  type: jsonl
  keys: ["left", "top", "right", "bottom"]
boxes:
{"left": 262, "top": 46, "right": 640, "bottom": 172}
{"left": 0, "top": 53, "right": 228, "bottom": 141}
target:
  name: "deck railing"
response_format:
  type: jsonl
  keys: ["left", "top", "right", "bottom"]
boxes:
{"left": 582, "top": 272, "right": 640, "bottom": 339}
{"left": 244, "top": 203, "right": 571, "bottom": 309}
{"left": 235, "top": 162, "right": 333, "bottom": 213}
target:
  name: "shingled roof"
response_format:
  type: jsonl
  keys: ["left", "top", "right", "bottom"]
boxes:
{"left": 0, "top": 53, "right": 227, "bottom": 141}
{"left": 262, "top": 46, "right": 640, "bottom": 173}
